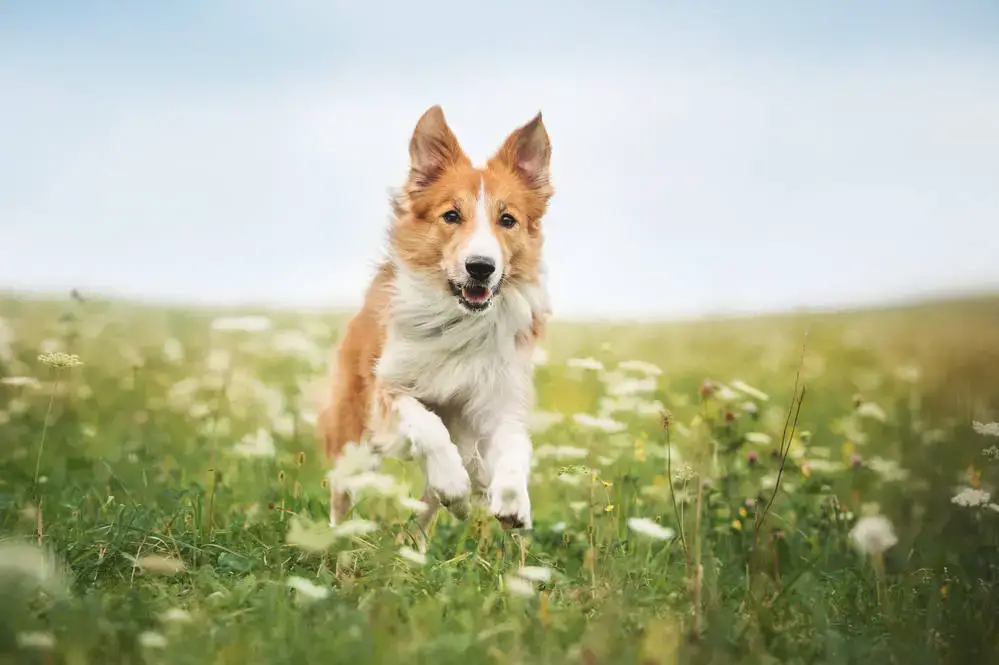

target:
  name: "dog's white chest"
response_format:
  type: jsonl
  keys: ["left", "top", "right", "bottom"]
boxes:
{"left": 375, "top": 274, "right": 541, "bottom": 423}
{"left": 382, "top": 323, "right": 519, "bottom": 406}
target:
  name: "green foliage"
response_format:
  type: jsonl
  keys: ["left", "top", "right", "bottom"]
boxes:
{"left": 1, "top": 293, "right": 998, "bottom": 664}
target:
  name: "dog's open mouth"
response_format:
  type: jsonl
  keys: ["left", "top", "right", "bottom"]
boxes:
{"left": 449, "top": 281, "right": 498, "bottom": 311}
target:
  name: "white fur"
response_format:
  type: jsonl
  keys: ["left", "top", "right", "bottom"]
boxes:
{"left": 393, "top": 394, "right": 471, "bottom": 508}
{"left": 459, "top": 178, "right": 503, "bottom": 288}
{"left": 372, "top": 260, "right": 548, "bottom": 526}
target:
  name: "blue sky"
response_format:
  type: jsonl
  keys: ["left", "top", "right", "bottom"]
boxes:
{"left": 2, "top": 1, "right": 998, "bottom": 318}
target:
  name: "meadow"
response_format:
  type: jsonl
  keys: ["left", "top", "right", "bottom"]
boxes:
{"left": 2, "top": 291, "right": 999, "bottom": 665}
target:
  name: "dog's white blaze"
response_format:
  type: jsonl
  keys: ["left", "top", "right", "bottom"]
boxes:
{"left": 461, "top": 177, "right": 503, "bottom": 285}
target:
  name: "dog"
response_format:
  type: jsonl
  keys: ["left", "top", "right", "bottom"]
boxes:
{"left": 317, "top": 105, "right": 553, "bottom": 542}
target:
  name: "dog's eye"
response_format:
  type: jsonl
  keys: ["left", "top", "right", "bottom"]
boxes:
{"left": 499, "top": 213, "right": 517, "bottom": 229}
{"left": 442, "top": 210, "right": 461, "bottom": 224}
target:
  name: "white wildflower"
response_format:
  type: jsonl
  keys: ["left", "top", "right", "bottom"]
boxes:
{"left": 566, "top": 357, "right": 604, "bottom": 372}
{"left": 674, "top": 463, "right": 695, "bottom": 482}
{"left": 340, "top": 471, "right": 402, "bottom": 497}
{"left": 848, "top": 514, "right": 898, "bottom": 556}
{"left": 285, "top": 576, "right": 330, "bottom": 602}
{"left": 516, "top": 566, "right": 554, "bottom": 583}
{"left": 632, "top": 399, "right": 667, "bottom": 416}
{"left": 626, "top": 517, "right": 676, "bottom": 541}
{"left": 134, "top": 554, "right": 187, "bottom": 575}
{"left": 17, "top": 632, "right": 55, "bottom": 649}
{"left": 398, "top": 496, "right": 430, "bottom": 514}
{"left": 605, "top": 377, "right": 658, "bottom": 397}
{"left": 504, "top": 574, "right": 536, "bottom": 598}
{"left": 326, "top": 442, "right": 381, "bottom": 488}
{"left": 744, "top": 432, "right": 773, "bottom": 446}
{"left": 232, "top": 428, "right": 276, "bottom": 458}
{"left": 730, "top": 380, "right": 769, "bottom": 402}
{"left": 551, "top": 521, "right": 567, "bottom": 533}
{"left": 973, "top": 421, "right": 999, "bottom": 438}
{"left": 138, "top": 631, "right": 168, "bottom": 649}
{"left": 572, "top": 413, "right": 627, "bottom": 433}
{"left": 1, "top": 376, "right": 41, "bottom": 389}
{"left": 37, "top": 352, "right": 83, "bottom": 368}
{"left": 528, "top": 410, "right": 565, "bottom": 432}
{"left": 331, "top": 518, "right": 378, "bottom": 539}
{"left": 617, "top": 359, "right": 662, "bottom": 376}
{"left": 857, "top": 401, "right": 887, "bottom": 422}
{"left": 398, "top": 547, "right": 427, "bottom": 566}
{"left": 803, "top": 459, "right": 846, "bottom": 473}
{"left": 160, "top": 607, "right": 193, "bottom": 624}
{"left": 535, "top": 444, "right": 589, "bottom": 460}
{"left": 951, "top": 487, "right": 991, "bottom": 507}
{"left": 211, "top": 315, "right": 272, "bottom": 332}
{"left": 867, "top": 456, "right": 910, "bottom": 482}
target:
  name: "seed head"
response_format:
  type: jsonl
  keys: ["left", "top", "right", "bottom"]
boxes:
{"left": 698, "top": 379, "right": 716, "bottom": 400}
{"left": 848, "top": 514, "right": 898, "bottom": 556}
{"left": 37, "top": 352, "right": 83, "bottom": 369}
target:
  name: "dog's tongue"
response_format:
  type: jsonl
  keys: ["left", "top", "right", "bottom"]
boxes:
{"left": 462, "top": 285, "right": 489, "bottom": 303}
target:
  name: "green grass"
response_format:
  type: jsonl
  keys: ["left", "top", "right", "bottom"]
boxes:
{"left": 2, "top": 292, "right": 999, "bottom": 665}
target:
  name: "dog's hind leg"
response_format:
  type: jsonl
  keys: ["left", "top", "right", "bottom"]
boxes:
{"left": 317, "top": 366, "right": 370, "bottom": 527}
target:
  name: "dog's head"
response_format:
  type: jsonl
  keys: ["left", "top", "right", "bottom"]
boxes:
{"left": 390, "top": 105, "right": 552, "bottom": 313}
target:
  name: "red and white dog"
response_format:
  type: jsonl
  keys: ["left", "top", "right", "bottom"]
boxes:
{"left": 317, "top": 105, "right": 553, "bottom": 537}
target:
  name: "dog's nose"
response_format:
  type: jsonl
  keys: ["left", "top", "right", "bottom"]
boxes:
{"left": 465, "top": 256, "right": 496, "bottom": 281}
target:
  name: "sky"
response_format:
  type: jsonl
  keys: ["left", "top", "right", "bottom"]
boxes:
{"left": 1, "top": 0, "right": 998, "bottom": 319}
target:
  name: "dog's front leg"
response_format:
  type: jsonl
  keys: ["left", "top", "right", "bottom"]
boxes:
{"left": 393, "top": 395, "right": 471, "bottom": 518}
{"left": 486, "top": 420, "right": 534, "bottom": 530}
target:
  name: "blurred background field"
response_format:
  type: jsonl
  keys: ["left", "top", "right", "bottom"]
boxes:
{"left": 2, "top": 291, "right": 999, "bottom": 664}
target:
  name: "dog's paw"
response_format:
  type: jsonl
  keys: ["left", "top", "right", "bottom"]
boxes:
{"left": 426, "top": 447, "right": 471, "bottom": 518}
{"left": 489, "top": 474, "right": 532, "bottom": 530}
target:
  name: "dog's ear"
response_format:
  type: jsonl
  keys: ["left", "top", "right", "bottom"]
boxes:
{"left": 493, "top": 111, "right": 552, "bottom": 195}
{"left": 408, "top": 105, "right": 467, "bottom": 188}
